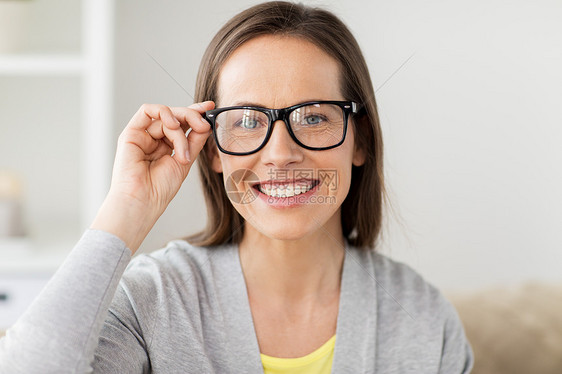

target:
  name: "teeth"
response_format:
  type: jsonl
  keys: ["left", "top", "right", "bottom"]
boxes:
{"left": 258, "top": 182, "right": 314, "bottom": 197}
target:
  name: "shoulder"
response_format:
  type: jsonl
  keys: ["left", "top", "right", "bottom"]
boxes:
{"left": 109, "top": 240, "right": 235, "bottom": 324}
{"left": 120, "top": 240, "right": 234, "bottom": 291}
{"left": 354, "top": 249, "right": 473, "bottom": 372}
{"left": 108, "top": 239, "right": 235, "bottom": 315}
{"left": 347, "top": 247, "right": 464, "bottom": 337}
{"left": 365, "top": 249, "right": 452, "bottom": 317}
{"left": 102, "top": 240, "right": 237, "bottom": 358}
{"left": 347, "top": 248, "right": 445, "bottom": 305}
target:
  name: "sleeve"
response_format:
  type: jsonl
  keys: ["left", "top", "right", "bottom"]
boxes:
{"left": 438, "top": 299, "right": 475, "bottom": 374}
{"left": 92, "top": 281, "right": 151, "bottom": 373}
{"left": 0, "top": 230, "right": 132, "bottom": 374}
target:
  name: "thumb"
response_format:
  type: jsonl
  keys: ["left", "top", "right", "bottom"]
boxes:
{"left": 188, "top": 100, "right": 215, "bottom": 114}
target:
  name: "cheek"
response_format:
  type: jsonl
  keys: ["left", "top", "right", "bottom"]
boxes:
{"left": 338, "top": 165, "right": 353, "bottom": 197}
{"left": 338, "top": 145, "right": 357, "bottom": 195}
{"left": 215, "top": 152, "right": 251, "bottom": 177}
{"left": 217, "top": 155, "right": 260, "bottom": 202}
{"left": 217, "top": 155, "right": 247, "bottom": 179}
{"left": 209, "top": 146, "right": 224, "bottom": 174}
{"left": 316, "top": 155, "right": 354, "bottom": 199}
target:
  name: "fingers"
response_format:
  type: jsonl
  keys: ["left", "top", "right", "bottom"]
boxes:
{"left": 153, "top": 107, "right": 190, "bottom": 163}
{"left": 170, "top": 102, "right": 215, "bottom": 162}
{"left": 170, "top": 101, "right": 215, "bottom": 134}
{"left": 124, "top": 102, "right": 215, "bottom": 165}
{"left": 171, "top": 102, "right": 215, "bottom": 162}
{"left": 188, "top": 100, "right": 215, "bottom": 113}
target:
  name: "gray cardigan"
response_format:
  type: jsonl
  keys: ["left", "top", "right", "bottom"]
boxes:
{"left": 0, "top": 230, "right": 473, "bottom": 373}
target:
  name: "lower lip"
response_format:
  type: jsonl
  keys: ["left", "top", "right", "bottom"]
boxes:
{"left": 254, "top": 183, "right": 320, "bottom": 208}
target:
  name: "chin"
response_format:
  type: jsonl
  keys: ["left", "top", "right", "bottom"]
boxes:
{"left": 248, "top": 219, "right": 316, "bottom": 242}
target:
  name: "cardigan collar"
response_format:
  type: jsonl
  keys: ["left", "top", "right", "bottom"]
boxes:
{"left": 213, "top": 241, "right": 378, "bottom": 373}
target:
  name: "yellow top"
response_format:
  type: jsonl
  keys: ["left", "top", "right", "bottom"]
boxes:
{"left": 260, "top": 335, "right": 336, "bottom": 374}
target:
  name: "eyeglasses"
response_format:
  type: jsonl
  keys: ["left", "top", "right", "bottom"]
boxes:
{"left": 203, "top": 100, "right": 360, "bottom": 155}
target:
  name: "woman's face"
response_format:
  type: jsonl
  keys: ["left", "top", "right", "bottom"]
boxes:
{"left": 211, "top": 35, "right": 365, "bottom": 241}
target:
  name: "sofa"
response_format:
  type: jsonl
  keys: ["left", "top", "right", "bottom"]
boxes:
{"left": 446, "top": 281, "right": 562, "bottom": 374}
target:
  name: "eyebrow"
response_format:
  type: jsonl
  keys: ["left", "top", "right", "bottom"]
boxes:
{"left": 230, "top": 101, "right": 266, "bottom": 108}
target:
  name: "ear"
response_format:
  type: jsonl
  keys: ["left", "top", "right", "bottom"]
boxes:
{"left": 350, "top": 118, "right": 366, "bottom": 167}
{"left": 352, "top": 144, "right": 366, "bottom": 167}
{"left": 207, "top": 143, "right": 223, "bottom": 173}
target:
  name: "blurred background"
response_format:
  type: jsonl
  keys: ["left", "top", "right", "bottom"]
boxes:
{"left": 1, "top": 1, "right": 561, "bottom": 363}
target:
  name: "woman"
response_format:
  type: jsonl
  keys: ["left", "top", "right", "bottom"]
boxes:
{"left": 0, "top": 2, "right": 473, "bottom": 373}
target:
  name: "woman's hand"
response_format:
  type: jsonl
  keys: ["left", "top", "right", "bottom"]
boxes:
{"left": 90, "top": 101, "right": 215, "bottom": 253}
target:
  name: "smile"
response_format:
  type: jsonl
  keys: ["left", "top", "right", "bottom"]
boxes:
{"left": 254, "top": 180, "right": 320, "bottom": 198}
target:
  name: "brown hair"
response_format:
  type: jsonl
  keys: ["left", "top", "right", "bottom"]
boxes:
{"left": 186, "top": 1, "right": 385, "bottom": 249}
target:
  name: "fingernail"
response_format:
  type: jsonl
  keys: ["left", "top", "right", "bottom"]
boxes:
{"left": 185, "top": 150, "right": 191, "bottom": 162}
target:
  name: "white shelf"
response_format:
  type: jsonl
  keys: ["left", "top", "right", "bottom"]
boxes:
{"left": 0, "top": 0, "right": 113, "bottom": 270}
{"left": 0, "top": 237, "right": 72, "bottom": 274}
{"left": 0, "top": 54, "right": 83, "bottom": 75}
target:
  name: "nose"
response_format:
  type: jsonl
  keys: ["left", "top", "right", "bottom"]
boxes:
{"left": 259, "top": 119, "right": 303, "bottom": 167}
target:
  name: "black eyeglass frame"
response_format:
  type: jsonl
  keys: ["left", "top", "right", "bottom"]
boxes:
{"left": 203, "top": 100, "right": 361, "bottom": 156}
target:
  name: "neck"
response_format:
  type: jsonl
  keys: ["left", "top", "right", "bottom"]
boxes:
{"left": 238, "top": 214, "right": 346, "bottom": 306}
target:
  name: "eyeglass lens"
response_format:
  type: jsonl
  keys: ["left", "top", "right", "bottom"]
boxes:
{"left": 214, "top": 103, "right": 345, "bottom": 153}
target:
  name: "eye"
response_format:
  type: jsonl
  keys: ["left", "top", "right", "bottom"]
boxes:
{"left": 302, "top": 114, "right": 326, "bottom": 126}
{"left": 235, "top": 117, "right": 260, "bottom": 129}
{"left": 231, "top": 110, "right": 267, "bottom": 130}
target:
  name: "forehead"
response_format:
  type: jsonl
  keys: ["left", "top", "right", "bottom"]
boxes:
{"left": 217, "top": 35, "right": 343, "bottom": 107}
